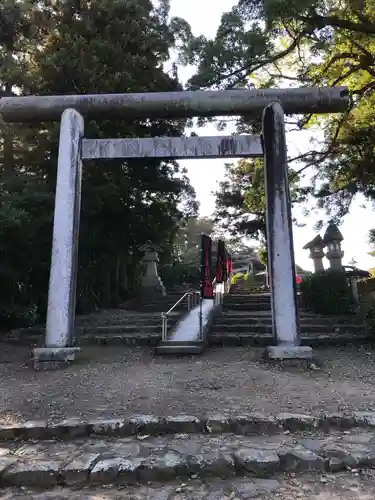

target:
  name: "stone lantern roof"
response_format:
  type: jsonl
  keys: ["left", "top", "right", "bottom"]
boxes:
{"left": 303, "top": 234, "right": 325, "bottom": 250}
{"left": 139, "top": 241, "right": 163, "bottom": 253}
{"left": 323, "top": 222, "right": 343, "bottom": 244}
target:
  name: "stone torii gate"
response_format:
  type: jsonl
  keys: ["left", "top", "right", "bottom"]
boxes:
{"left": 0, "top": 87, "right": 348, "bottom": 369}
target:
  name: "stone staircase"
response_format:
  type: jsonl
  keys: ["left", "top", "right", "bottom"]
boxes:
{"left": 4, "top": 283, "right": 370, "bottom": 348}
{"left": 209, "top": 279, "right": 369, "bottom": 347}
{"left": 4, "top": 291, "right": 192, "bottom": 347}
{"left": 122, "top": 292, "right": 190, "bottom": 313}
{"left": 223, "top": 293, "right": 271, "bottom": 311}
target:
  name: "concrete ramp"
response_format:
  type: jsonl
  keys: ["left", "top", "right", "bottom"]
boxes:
{"left": 155, "top": 299, "right": 215, "bottom": 355}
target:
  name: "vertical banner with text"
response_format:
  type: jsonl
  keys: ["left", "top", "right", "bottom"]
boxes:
{"left": 200, "top": 233, "right": 213, "bottom": 299}
{"left": 215, "top": 239, "right": 225, "bottom": 284}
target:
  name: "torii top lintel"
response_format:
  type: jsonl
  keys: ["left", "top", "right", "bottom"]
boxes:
{"left": 0, "top": 87, "right": 349, "bottom": 123}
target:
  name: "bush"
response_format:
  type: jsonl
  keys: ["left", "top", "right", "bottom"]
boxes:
{"left": 0, "top": 304, "right": 38, "bottom": 330}
{"left": 300, "top": 270, "right": 355, "bottom": 315}
{"left": 358, "top": 276, "right": 375, "bottom": 297}
{"left": 231, "top": 272, "right": 245, "bottom": 285}
{"left": 159, "top": 262, "right": 200, "bottom": 289}
{"left": 361, "top": 300, "right": 375, "bottom": 335}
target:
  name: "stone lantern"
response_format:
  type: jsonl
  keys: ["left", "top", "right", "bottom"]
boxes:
{"left": 138, "top": 242, "right": 166, "bottom": 298}
{"left": 323, "top": 222, "right": 344, "bottom": 270}
{"left": 303, "top": 235, "right": 325, "bottom": 273}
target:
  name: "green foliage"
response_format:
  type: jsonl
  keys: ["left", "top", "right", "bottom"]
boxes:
{"left": 300, "top": 270, "right": 355, "bottom": 315}
{"left": 362, "top": 300, "right": 375, "bottom": 335}
{"left": 184, "top": 0, "right": 375, "bottom": 221}
{"left": 214, "top": 159, "right": 306, "bottom": 240}
{"left": 358, "top": 276, "right": 375, "bottom": 335}
{"left": 159, "top": 262, "right": 200, "bottom": 289}
{"left": 169, "top": 216, "right": 258, "bottom": 288}
{"left": 0, "top": 304, "right": 38, "bottom": 329}
{"left": 258, "top": 247, "right": 268, "bottom": 266}
{"left": 172, "top": 217, "right": 214, "bottom": 264}
{"left": 0, "top": 175, "right": 54, "bottom": 326}
{"left": 358, "top": 276, "right": 375, "bottom": 296}
{"left": 0, "top": 0, "right": 198, "bottom": 328}
{"left": 214, "top": 159, "right": 266, "bottom": 240}
{"left": 231, "top": 272, "right": 245, "bottom": 285}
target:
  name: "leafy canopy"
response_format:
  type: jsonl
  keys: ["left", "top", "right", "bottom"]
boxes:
{"left": 0, "top": 0, "right": 198, "bottom": 325}
{"left": 183, "top": 0, "right": 375, "bottom": 221}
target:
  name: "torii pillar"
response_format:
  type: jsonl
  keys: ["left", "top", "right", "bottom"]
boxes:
{"left": 262, "top": 103, "right": 312, "bottom": 360}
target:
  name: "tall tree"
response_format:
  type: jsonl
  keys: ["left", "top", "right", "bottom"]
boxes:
{"left": 31, "top": 0, "right": 198, "bottom": 309}
{"left": 183, "top": 0, "right": 375, "bottom": 220}
{"left": 172, "top": 217, "right": 214, "bottom": 264}
{"left": 0, "top": 0, "right": 50, "bottom": 177}
{"left": 214, "top": 158, "right": 306, "bottom": 241}
{"left": 0, "top": 0, "right": 198, "bottom": 324}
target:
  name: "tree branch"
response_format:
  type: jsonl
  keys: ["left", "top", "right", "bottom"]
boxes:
{"left": 193, "top": 28, "right": 311, "bottom": 90}
{"left": 299, "top": 13, "right": 375, "bottom": 34}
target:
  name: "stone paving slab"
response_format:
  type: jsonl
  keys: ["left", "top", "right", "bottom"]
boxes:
{"left": 0, "top": 428, "right": 373, "bottom": 488}
{"left": 0, "top": 477, "right": 283, "bottom": 498}
{"left": 3, "top": 471, "right": 375, "bottom": 499}
{"left": 1, "top": 411, "right": 375, "bottom": 441}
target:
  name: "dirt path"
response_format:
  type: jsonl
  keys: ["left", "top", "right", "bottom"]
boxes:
{"left": 0, "top": 345, "right": 374, "bottom": 423}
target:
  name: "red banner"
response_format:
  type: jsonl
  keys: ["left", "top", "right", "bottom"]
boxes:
{"left": 215, "top": 240, "right": 225, "bottom": 284}
{"left": 228, "top": 253, "right": 232, "bottom": 273}
{"left": 200, "top": 234, "right": 213, "bottom": 299}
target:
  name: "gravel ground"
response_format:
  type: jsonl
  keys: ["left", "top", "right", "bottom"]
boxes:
{"left": 0, "top": 345, "right": 374, "bottom": 423}
{"left": 1, "top": 471, "right": 375, "bottom": 499}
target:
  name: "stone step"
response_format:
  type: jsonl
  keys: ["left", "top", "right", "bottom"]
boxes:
{"left": 77, "top": 321, "right": 366, "bottom": 336}
{"left": 216, "top": 315, "right": 364, "bottom": 325}
{"left": 8, "top": 331, "right": 368, "bottom": 348}
{"left": 122, "top": 300, "right": 191, "bottom": 313}
{"left": 5, "top": 471, "right": 374, "bottom": 499}
{"left": 4, "top": 325, "right": 174, "bottom": 346}
{"left": 9, "top": 312, "right": 180, "bottom": 334}
{"left": 224, "top": 298, "right": 271, "bottom": 303}
{"left": 125, "top": 305, "right": 187, "bottom": 313}
{"left": 80, "top": 323, "right": 366, "bottom": 336}
{"left": 224, "top": 301, "right": 271, "bottom": 304}
{"left": 5, "top": 330, "right": 369, "bottom": 348}
{"left": 220, "top": 310, "right": 363, "bottom": 319}
{"left": 155, "top": 341, "right": 205, "bottom": 355}
{"left": 223, "top": 305, "right": 272, "bottom": 312}
{"left": 4, "top": 315, "right": 182, "bottom": 344}
{"left": 78, "top": 317, "right": 165, "bottom": 327}
{"left": 1, "top": 423, "right": 375, "bottom": 489}
{"left": 230, "top": 293, "right": 268, "bottom": 298}
{"left": 224, "top": 297, "right": 271, "bottom": 301}
{"left": 1, "top": 411, "right": 374, "bottom": 441}
{"left": 79, "top": 333, "right": 162, "bottom": 346}
{"left": 211, "top": 324, "right": 366, "bottom": 334}
{"left": 209, "top": 333, "right": 371, "bottom": 347}
{"left": 79, "top": 324, "right": 167, "bottom": 334}
{"left": 122, "top": 292, "right": 194, "bottom": 309}
{"left": 82, "top": 332, "right": 370, "bottom": 347}
{"left": 0, "top": 478, "right": 282, "bottom": 499}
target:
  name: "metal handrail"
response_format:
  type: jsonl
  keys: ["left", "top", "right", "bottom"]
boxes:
{"left": 161, "top": 290, "right": 200, "bottom": 341}
{"left": 165, "top": 292, "right": 190, "bottom": 316}
{"left": 160, "top": 273, "right": 231, "bottom": 342}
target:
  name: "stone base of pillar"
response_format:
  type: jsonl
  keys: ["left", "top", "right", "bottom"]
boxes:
{"left": 31, "top": 347, "right": 80, "bottom": 371}
{"left": 265, "top": 345, "right": 313, "bottom": 360}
